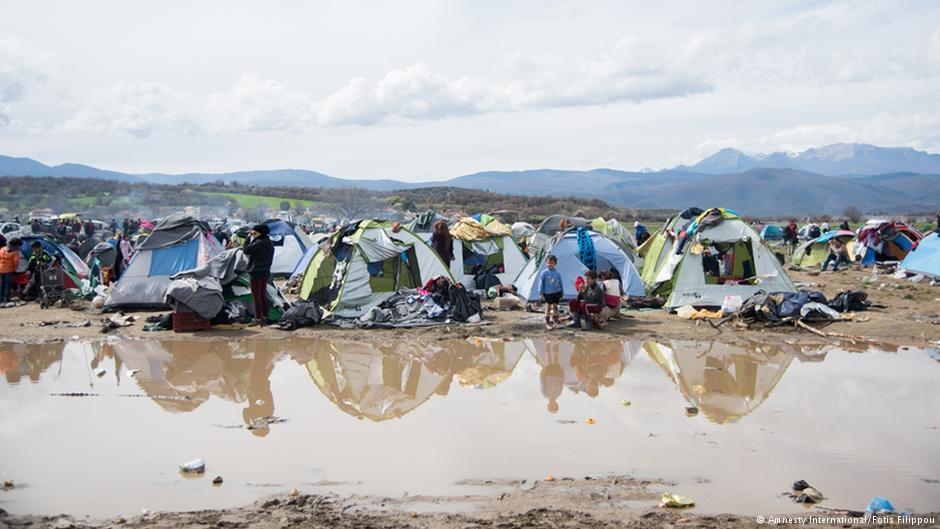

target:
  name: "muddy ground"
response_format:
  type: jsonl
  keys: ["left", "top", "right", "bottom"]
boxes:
{"left": 1, "top": 266, "right": 939, "bottom": 528}
{"left": 4, "top": 477, "right": 938, "bottom": 528}
{"left": 1, "top": 267, "right": 938, "bottom": 348}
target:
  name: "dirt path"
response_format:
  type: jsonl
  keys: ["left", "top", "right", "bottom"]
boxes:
{"left": 1, "top": 268, "right": 937, "bottom": 348}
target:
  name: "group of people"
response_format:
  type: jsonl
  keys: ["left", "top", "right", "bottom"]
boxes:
{"left": 534, "top": 256, "right": 621, "bottom": 331}
{"left": 0, "top": 238, "right": 55, "bottom": 303}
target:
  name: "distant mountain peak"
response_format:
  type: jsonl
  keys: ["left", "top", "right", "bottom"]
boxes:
{"left": 682, "top": 143, "right": 940, "bottom": 176}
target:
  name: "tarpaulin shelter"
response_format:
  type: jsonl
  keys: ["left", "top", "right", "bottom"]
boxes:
{"left": 760, "top": 225, "right": 784, "bottom": 241}
{"left": 899, "top": 232, "right": 940, "bottom": 279}
{"left": 298, "top": 220, "right": 454, "bottom": 318}
{"left": 105, "top": 213, "right": 222, "bottom": 310}
{"left": 642, "top": 208, "right": 796, "bottom": 310}
{"left": 792, "top": 230, "right": 857, "bottom": 268}
{"left": 263, "top": 218, "right": 313, "bottom": 277}
{"left": 853, "top": 220, "right": 923, "bottom": 265}
{"left": 513, "top": 228, "right": 644, "bottom": 302}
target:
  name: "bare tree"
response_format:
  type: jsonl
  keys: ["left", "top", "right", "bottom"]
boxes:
{"left": 842, "top": 205, "right": 863, "bottom": 223}
{"left": 324, "top": 186, "right": 376, "bottom": 222}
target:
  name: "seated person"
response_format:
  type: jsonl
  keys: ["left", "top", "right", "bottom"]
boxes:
{"left": 568, "top": 270, "right": 605, "bottom": 330}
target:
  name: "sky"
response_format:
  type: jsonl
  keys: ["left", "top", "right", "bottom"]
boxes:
{"left": 1, "top": 0, "right": 939, "bottom": 181}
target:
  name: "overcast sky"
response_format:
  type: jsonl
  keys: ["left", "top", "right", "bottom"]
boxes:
{"left": 1, "top": 0, "right": 939, "bottom": 181}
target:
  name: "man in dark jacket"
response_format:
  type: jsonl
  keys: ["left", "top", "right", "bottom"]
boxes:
{"left": 243, "top": 224, "right": 275, "bottom": 325}
{"left": 568, "top": 270, "right": 605, "bottom": 330}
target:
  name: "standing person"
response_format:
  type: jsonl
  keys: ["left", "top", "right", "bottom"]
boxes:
{"left": 243, "top": 224, "right": 275, "bottom": 326}
{"left": 30, "top": 218, "right": 42, "bottom": 235}
{"left": 634, "top": 221, "right": 650, "bottom": 246}
{"left": 820, "top": 237, "right": 849, "bottom": 272}
{"left": 568, "top": 270, "right": 605, "bottom": 330}
{"left": 0, "top": 238, "right": 23, "bottom": 303}
{"left": 430, "top": 220, "right": 454, "bottom": 263}
{"left": 536, "top": 255, "right": 564, "bottom": 329}
{"left": 23, "top": 241, "right": 53, "bottom": 300}
{"left": 839, "top": 219, "right": 851, "bottom": 231}
{"left": 783, "top": 220, "right": 798, "bottom": 256}
{"left": 120, "top": 234, "right": 134, "bottom": 267}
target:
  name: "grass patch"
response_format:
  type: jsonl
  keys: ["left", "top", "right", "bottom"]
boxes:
{"left": 202, "top": 192, "right": 323, "bottom": 211}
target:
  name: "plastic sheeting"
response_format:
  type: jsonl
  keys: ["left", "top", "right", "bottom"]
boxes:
{"left": 900, "top": 232, "right": 940, "bottom": 279}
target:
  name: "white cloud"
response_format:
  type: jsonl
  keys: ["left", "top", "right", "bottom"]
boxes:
{"left": 63, "top": 82, "right": 203, "bottom": 138}
{"left": 758, "top": 111, "right": 940, "bottom": 152}
{"left": 0, "top": 37, "right": 49, "bottom": 127}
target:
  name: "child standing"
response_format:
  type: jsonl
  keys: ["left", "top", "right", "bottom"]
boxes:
{"left": 537, "top": 255, "right": 564, "bottom": 329}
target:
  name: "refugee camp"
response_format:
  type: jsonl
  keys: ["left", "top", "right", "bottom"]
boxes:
{"left": 1, "top": 2, "right": 939, "bottom": 528}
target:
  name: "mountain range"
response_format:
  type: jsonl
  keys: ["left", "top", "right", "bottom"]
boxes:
{"left": 2, "top": 143, "right": 939, "bottom": 215}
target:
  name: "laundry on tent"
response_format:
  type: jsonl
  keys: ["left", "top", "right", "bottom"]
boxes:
{"left": 513, "top": 228, "right": 644, "bottom": 303}
{"left": 641, "top": 208, "right": 796, "bottom": 310}
{"left": 297, "top": 220, "right": 455, "bottom": 318}
{"left": 853, "top": 220, "right": 923, "bottom": 265}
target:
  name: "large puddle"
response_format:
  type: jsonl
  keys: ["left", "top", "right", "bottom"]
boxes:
{"left": 1, "top": 336, "right": 938, "bottom": 517}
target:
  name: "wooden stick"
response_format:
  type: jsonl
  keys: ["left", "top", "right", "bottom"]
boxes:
{"left": 795, "top": 319, "right": 828, "bottom": 337}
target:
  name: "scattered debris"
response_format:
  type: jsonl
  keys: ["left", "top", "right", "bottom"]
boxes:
{"left": 127, "top": 369, "right": 141, "bottom": 377}
{"left": 3, "top": 479, "right": 13, "bottom": 489}
{"left": 101, "top": 313, "right": 137, "bottom": 333}
{"left": 544, "top": 475, "right": 555, "bottom": 482}
{"left": 621, "top": 400, "right": 632, "bottom": 407}
{"left": 789, "top": 480, "right": 823, "bottom": 503}
{"left": 585, "top": 417, "right": 597, "bottom": 425}
{"left": 95, "top": 368, "right": 106, "bottom": 377}
{"left": 179, "top": 458, "right": 206, "bottom": 474}
{"left": 659, "top": 492, "right": 695, "bottom": 508}
{"left": 23, "top": 320, "right": 91, "bottom": 328}
{"left": 212, "top": 476, "right": 223, "bottom": 486}
{"left": 288, "top": 488, "right": 299, "bottom": 498}
{"left": 685, "top": 406, "right": 699, "bottom": 417}
{"left": 866, "top": 496, "right": 895, "bottom": 515}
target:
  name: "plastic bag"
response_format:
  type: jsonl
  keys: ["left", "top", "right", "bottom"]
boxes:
{"left": 721, "top": 295, "right": 743, "bottom": 314}
{"left": 659, "top": 492, "right": 695, "bottom": 508}
{"left": 675, "top": 305, "right": 697, "bottom": 319}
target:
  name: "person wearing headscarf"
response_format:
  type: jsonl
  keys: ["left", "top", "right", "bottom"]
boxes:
{"left": 243, "top": 224, "right": 275, "bottom": 325}
{"left": 431, "top": 220, "right": 454, "bottom": 263}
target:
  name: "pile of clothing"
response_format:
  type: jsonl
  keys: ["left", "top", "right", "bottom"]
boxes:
{"left": 336, "top": 276, "right": 482, "bottom": 328}
{"left": 733, "top": 289, "right": 874, "bottom": 326}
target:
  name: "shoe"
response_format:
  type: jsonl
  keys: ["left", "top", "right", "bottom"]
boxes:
{"left": 567, "top": 319, "right": 581, "bottom": 328}
{"left": 247, "top": 319, "right": 263, "bottom": 327}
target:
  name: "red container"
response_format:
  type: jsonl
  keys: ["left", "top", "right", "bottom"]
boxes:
{"left": 172, "top": 310, "right": 211, "bottom": 332}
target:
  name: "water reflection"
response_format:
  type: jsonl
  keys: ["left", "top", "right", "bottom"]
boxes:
{"left": 2, "top": 337, "right": 926, "bottom": 426}
{"left": 525, "top": 339, "right": 642, "bottom": 413}
{"left": 305, "top": 338, "right": 525, "bottom": 421}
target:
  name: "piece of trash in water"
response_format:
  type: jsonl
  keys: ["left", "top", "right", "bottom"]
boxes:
{"left": 793, "top": 487, "right": 824, "bottom": 504}
{"left": 141, "top": 509, "right": 150, "bottom": 515}
{"left": 288, "top": 488, "right": 299, "bottom": 498}
{"left": 685, "top": 406, "right": 699, "bottom": 417}
{"left": 792, "top": 479, "right": 810, "bottom": 491}
{"left": 544, "top": 474, "right": 555, "bottom": 482}
{"left": 621, "top": 400, "right": 632, "bottom": 407}
{"left": 127, "top": 369, "right": 141, "bottom": 377}
{"left": 866, "top": 496, "right": 894, "bottom": 514}
{"left": 179, "top": 458, "right": 206, "bottom": 473}
{"left": 410, "top": 512, "right": 417, "bottom": 518}
{"left": 585, "top": 417, "right": 597, "bottom": 425}
{"left": 659, "top": 492, "right": 695, "bottom": 508}
{"left": 3, "top": 480, "right": 13, "bottom": 489}
{"left": 95, "top": 369, "right": 106, "bottom": 377}
{"left": 212, "top": 476, "right": 223, "bottom": 486}
{"left": 114, "top": 516, "right": 126, "bottom": 524}
{"left": 647, "top": 432, "right": 658, "bottom": 437}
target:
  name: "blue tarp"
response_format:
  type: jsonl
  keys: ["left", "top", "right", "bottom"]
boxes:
{"left": 264, "top": 219, "right": 297, "bottom": 238}
{"left": 900, "top": 232, "right": 940, "bottom": 279}
{"left": 149, "top": 239, "right": 199, "bottom": 275}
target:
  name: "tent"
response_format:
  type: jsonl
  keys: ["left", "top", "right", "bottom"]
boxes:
{"left": 513, "top": 228, "right": 644, "bottom": 302}
{"left": 797, "top": 223, "right": 820, "bottom": 241}
{"left": 289, "top": 233, "right": 330, "bottom": 281}
{"left": 642, "top": 208, "right": 796, "bottom": 310}
{"left": 264, "top": 219, "right": 313, "bottom": 277}
{"left": 448, "top": 217, "right": 527, "bottom": 288}
{"left": 899, "top": 232, "right": 940, "bottom": 279}
{"left": 105, "top": 214, "right": 223, "bottom": 311}
{"left": 298, "top": 220, "right": 455, "bottom": 318}
{"left": 18, "top": 235, "right": 96, "bottom": 295}
{"left": 853, "top": 220, "right": 923, "bottom": 265}
{"left": 639, "top": 207, "right": 704, "bottom": 287}
{"left": 792, "top": 230, "right": 856, "bottom": 269}
{"left": 760, "top": 225, "right": 784, "bottom": 241}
